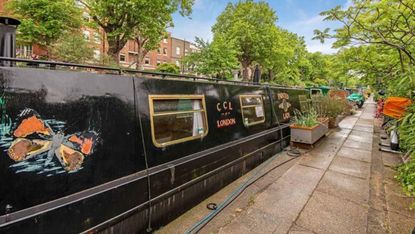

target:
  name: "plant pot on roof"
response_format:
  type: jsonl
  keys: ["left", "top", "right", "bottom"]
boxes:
{"left": 290, "top": 109, "right": 328, "bottom": 144}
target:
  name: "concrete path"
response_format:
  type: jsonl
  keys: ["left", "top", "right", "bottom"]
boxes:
{"left": 158, "top": 99, "right": 415, "bottom": 234}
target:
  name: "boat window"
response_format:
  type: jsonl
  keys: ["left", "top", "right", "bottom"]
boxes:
{"left": 149, "top": 95, "right": 208, "bottom": 147}
{"left": 240, "top": 95, "right": 265, "bottom": 126}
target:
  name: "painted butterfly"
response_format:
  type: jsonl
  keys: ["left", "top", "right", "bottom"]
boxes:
{"left": 7, "top": 108, "right": 99, "bottom": 172}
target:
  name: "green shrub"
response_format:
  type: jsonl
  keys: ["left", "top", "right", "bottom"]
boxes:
{"left": 396, "top": 103, "right": 415, "bottom": 201}
{"left": 396, "top": 160, "right": 415, "bottom": 199}
{"left": 293, "top": 109, "right": 319, "bottom": 127}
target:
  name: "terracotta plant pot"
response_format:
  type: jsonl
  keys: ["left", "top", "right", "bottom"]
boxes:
{"left": 328, "top": 115, "right": 343, "bottom": 128}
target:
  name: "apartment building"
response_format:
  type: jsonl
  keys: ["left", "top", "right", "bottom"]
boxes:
{"left": 2, "top": 0, "right": 197, "bottom": 70}
{"left": 117, "top": 34, "right": 173, "bottom": 70}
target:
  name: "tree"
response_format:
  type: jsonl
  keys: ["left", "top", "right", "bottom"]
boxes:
{"left": 156, "top": 63, "right": 180, "bottom": 74}
{"left": 7, "top": 0, "right": 82, "bottom": 58}
{"left": 80, "top": 0, "right": 194, "bottom": 63}
{"left": 212, "top": 0, "right": 278, "bottom": 81}
{"left": 315, "top": 0, "right": 415, "bottom": 68}
{"left": 183, "top": 36, "right": 239, "bottom": 79}
{"left": 51, "top": 31, "right": 94, "bottom": 64}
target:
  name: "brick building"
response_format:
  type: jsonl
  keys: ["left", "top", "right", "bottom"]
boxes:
{"left": 117, "top": 34, "right": 173, "bottom": 70}
{"left": 1, "top": 0, "right": 197, "bottom": 71}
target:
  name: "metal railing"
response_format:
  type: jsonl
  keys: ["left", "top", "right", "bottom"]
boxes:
{"left": 0, "top": 56, "right": 295, "bottom": 89}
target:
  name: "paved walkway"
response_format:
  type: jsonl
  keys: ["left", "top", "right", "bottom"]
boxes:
{"left": 158, "top": 100, "right": 415, "bottom": 234}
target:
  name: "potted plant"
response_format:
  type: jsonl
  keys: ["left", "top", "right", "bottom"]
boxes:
{"left": 325, "top": 97, "right": 345, "bottom": 128}
{"left": 290, "top": 109, "right": 328, "bottom": 144}
{"left": 310, "top": 95, "right": 330, "bottom": 128}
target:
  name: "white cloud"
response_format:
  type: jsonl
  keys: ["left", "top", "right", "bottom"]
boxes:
{"left": 306, "top": 40, "right": 338, "bottom": 54}
{"left": 343, "top": 0, "right": 353, "bottom": 9}
{"left": 291, "top": 15, "right": 326, "bottom": 26}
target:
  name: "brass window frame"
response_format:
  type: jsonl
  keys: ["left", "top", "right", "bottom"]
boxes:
{"left": 239, "top": 94, "right": 266, "bottom": 127}
{"left": 148, "top": 94, "right": 209, "bottom": 148}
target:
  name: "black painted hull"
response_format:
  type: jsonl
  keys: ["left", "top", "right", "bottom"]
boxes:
{"left": 0, "top": 67, "right": 305, "bottom": 233}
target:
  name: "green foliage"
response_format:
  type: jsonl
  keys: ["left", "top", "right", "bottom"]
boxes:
{"left": 212, "top": 0, "right": 278, "bottom": 81}
{"left": 51, "top": 32, "right": 94, "bottom": 64}
{"left": 324, "top": 97, "right": 348, "bottom": 118}
{"left": 156, "top": 63, "right": 180, "bottom": 74}
{"left": 396, "top": 161, "right": 415, "bottom": 199}
{"left": 317, "top": 0, "right": 415, "bottom": 71}
{"left": 293, "top": 109, "right": 319, "bottom": 127}
{"left": 8, "top": 0, "right": 82, "bottom": 50}
{"left": 183, "top": 37, "right": 239, "bottom": 79}
{"left": 81, "top": 0, "right": 194, "bottom": 62}
{"left": 396, "top": 104, "right": 415, "bottom": 201}
{"left": 398, "top": 104, "right": 415, "bottom": 158}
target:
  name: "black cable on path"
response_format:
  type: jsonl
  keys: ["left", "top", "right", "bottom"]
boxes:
{"left": 184, "top": 146, "right": 301, "bottom": 234}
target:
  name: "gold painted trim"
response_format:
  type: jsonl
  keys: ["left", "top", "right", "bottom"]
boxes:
{"left": 148, "top": 94, "right": 209, "bottom": 148}
{"left": 239, "top": 94, "right": 266, "bottom": 127}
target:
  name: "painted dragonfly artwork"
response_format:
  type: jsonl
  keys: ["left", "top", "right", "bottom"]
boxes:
{"left": 5, "top": 108, "right": 99, "bottom": 174}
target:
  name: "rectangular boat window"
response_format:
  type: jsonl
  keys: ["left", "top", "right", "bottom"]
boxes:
{"left": 240, "top": 95, "right": 265, "bottom": 126}
{"left": 149, "top": 95, "right": 208, "bottom": 147}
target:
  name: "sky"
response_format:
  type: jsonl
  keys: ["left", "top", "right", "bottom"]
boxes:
{"left": 170, "top": 0, "right": 352, "bottom": 54}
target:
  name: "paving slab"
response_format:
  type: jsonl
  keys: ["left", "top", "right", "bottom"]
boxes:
{"left": 367, "top": 208, "right": 388, "bottom": 234}
{"left": 348, "top": 130, "right": 374, "bottom": 143}
{"left": 219, "top": 164, "right": 324, "bottom": 234}
{"left": 329, "top": 156, "right": 370, "bottom": 179}
{"left": 383, "top": 166, "right": 396, "bottom": 182}
{"left": 381, "top": 151, "right": 402, "bottom": 168}
{"left": 338, "top": 117, "right": 358, "bottom": 129}
{"left": 356, "top": 118, "right": 374, "bottom": 126}
{"left": 343, "top": 138, "right": 372, "bottom": 151}
{"left": 388, "top": 211, "right": 415, "bottom": 234}
{"left": 337, "top": 146, "right": 371, "bottom": 163}
{"left": 384, "top": 180, "right": 415, "bottom": 219}
{"left": 288, "top": 224, "right": 314, "bottom": 234}
{"left": 298, "top": 151, "right": 335, "bottom": 170}
{"left": 353, "top": 125, "right": 374, "bottom": 133}
{"left": 316, "top": 170, "right": 369, "bottom": 205}
{"left": 296, "top": 191, "right": 368, "bottom": 234}
{"left": 217, "top": 207, "right": 277, "bottom": 234}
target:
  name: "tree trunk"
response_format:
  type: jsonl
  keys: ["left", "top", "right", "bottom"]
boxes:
{"left": 241, "top": 60, "right": 251, "bottom": 81}
{"left": 107, "top": 45, "right": 120, "bottom": 64}
{"left": 107, "top": 36, "right": 128, "bottom": 64}
{"left": 135, "top": 37, "right": 150, "bottom": 70}
{"left": 398, "top": 49, "right": 406, "bottom": 73}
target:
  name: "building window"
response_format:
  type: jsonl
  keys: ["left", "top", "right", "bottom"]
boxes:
{"left": 149, "top": 95, "right": 208, "bottom": 147}
{"left": 176, "top": 47, "right": 181, "bottom": 55}
{"left": 240, "top": 95, "right": 265, "bottom": 126}
{"left": 83, "top": 30, "right": 90, "bottom": 41}
{"left": 144, "top": 57, "right": 150, "bottom": 65}
{"left": 163, "top": 38, "right": 168, "bottom": 43}
{"left": 93, "top": 50, "right": 100, "bottom": 60}
{"left": 175, "top": 60, "right": 180, "bottom": 66}
{"left": 157, "top": 48, "right": 161, "bottom": 54}
{"left": 157, "top": 60, "right": 161, "bottom": 65}
{"left": 129, "top": 53, "right": 137, "bottom": 63}
{"left": 94, "top": 32, "right": 101, "bottom": 43}
{"left": 119, "top": 54, "right": 126, "bottom": 63}
{"left": 163, "top": 48, "right": 168, "bottom": 55}
{"left": 185, "top": 49, "right": 189, "bottom": 55}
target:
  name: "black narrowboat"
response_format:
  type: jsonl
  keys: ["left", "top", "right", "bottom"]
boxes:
{"left": 0, "top": 63, "right": 307, "bottom": 233}
{"left": 0, "top": 16, "right": 309, "bottom": 234}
